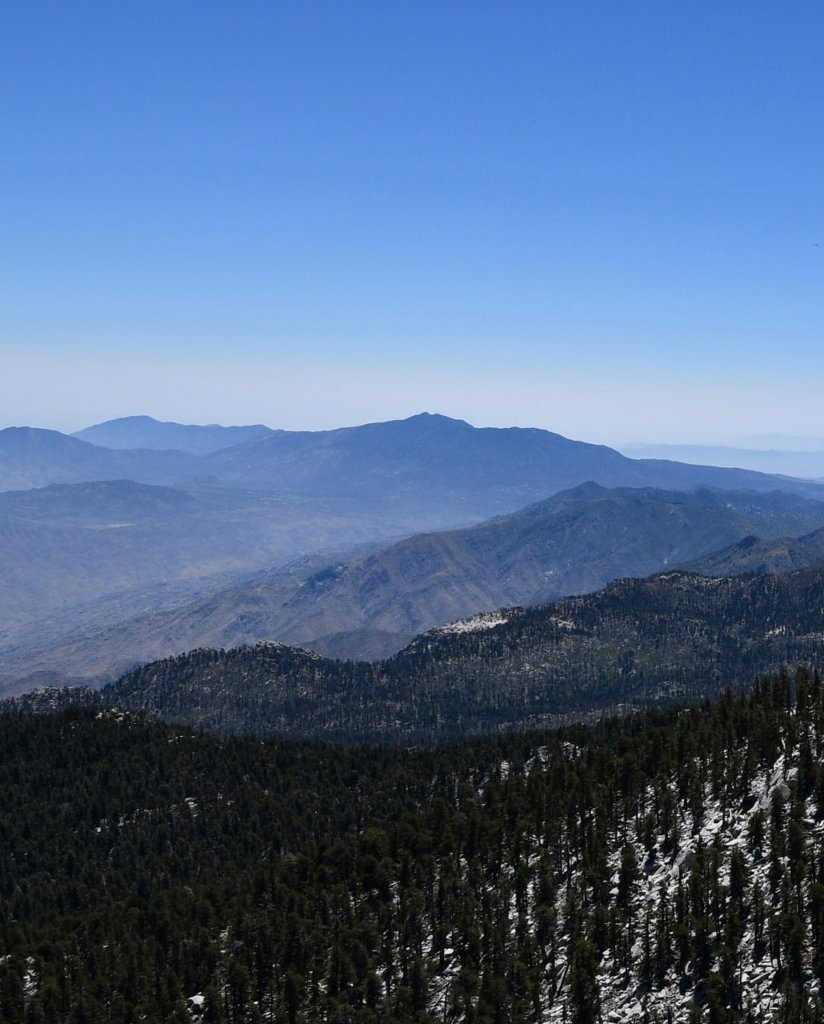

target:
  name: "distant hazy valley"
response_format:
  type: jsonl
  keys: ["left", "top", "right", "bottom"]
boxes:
{"left": 620, "top": 440, "right": 824, "bottom": 479}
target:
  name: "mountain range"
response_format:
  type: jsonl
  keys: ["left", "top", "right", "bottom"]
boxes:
{"left": 6, "top": 481, "right": 824, "bottom": 692}
{"left": 6, "top": 414, "right": 824, "bottom": 507}
{"left": 72, "top": 414, "right": 275, "bottom": 453}
{"left": 6, "top": 412, "right": 824, "bottom": 696}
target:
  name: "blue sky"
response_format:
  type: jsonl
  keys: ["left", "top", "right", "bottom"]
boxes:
{"left": 2, "top": 1, "right": 822, "bottom": 443}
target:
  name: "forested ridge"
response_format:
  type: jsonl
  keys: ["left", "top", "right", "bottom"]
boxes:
{"left": 4, "top": 669, "right": 824, "bottom": 1021}
{"left": 9, "top": 564, "right": 824, "bottom": 742}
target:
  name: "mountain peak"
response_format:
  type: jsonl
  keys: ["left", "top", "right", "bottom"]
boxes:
{"left": 404, "top": 411, "right": 471, "bottom": 425}
{"left": 72, "top": 417, "right": 275, "bottom": 455}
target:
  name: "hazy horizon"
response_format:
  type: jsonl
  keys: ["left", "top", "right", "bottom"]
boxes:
{"left": 6, "top": 405, "right": 824, "bottom": 460}
{"left": 3, "top": 2, "right": 822, "bottom": 447}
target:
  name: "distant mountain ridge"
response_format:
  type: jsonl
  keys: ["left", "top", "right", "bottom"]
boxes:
{"left": 0, "top": 427, "right": 201, "bottom": 491}
{"left": 7, "top": 415, "right": 824, "bottom": 510}
{"left": 72, "top": 415, "right": 275, "bottom": 454}
{"left": 198, "top": 413, "right": 824, "bottom": 508}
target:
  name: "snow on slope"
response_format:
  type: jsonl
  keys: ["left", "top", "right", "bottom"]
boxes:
{"left": 435, "top": 611, "right": 511, "bottom": 635}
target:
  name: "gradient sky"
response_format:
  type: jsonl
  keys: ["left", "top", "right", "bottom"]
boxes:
{"left": 2, "top": 1, "right": 822, "bottom": 444}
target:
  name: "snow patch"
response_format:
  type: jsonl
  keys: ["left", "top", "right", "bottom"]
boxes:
{"left": 436, "top": 611, "right": 509, "bottom": 635}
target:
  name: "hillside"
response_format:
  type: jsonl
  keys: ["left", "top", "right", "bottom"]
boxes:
{"left": 13, "top": 563, "right": 824, "bottom": 743}
{"left": 687, "top": 527, "right": 824, "bottom": 577}
{"left": 260, "top": 484, "right": 824, "bottom": 658}
{"left": 3, "top": 671, "right": 824, "bottom": 1022}
{"left": 0, "top": 426, "right": 201, "bottom": 491}
{"left": 7, "top": 482, "right": 824, "bottom": 691}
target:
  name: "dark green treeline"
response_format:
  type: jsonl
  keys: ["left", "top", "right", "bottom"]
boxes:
{"left": 3, "top": 670, "right": 824, "bottom": 1022}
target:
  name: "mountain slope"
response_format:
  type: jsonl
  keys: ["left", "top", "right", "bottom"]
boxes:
{"left": 0, "top": 426, "right": 201, "bottom": 491}
{"left": 267, "top": 483, "right": 824, "bottom": 655}
{"left": 7, "top": 415, "right": 824, "bottom": 695}
{"left": 8, "top": 482, "right": 824, "bottom": 690}
{"left": 686, "top": 526, "right": 824, "bottom": 577}
{"left": 16, "top": 562, "right": 824, "bottom": 743}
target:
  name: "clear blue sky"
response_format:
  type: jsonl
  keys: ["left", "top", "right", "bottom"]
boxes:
{"left": 2, "top": 1, "right": 822, "bottom": 443}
